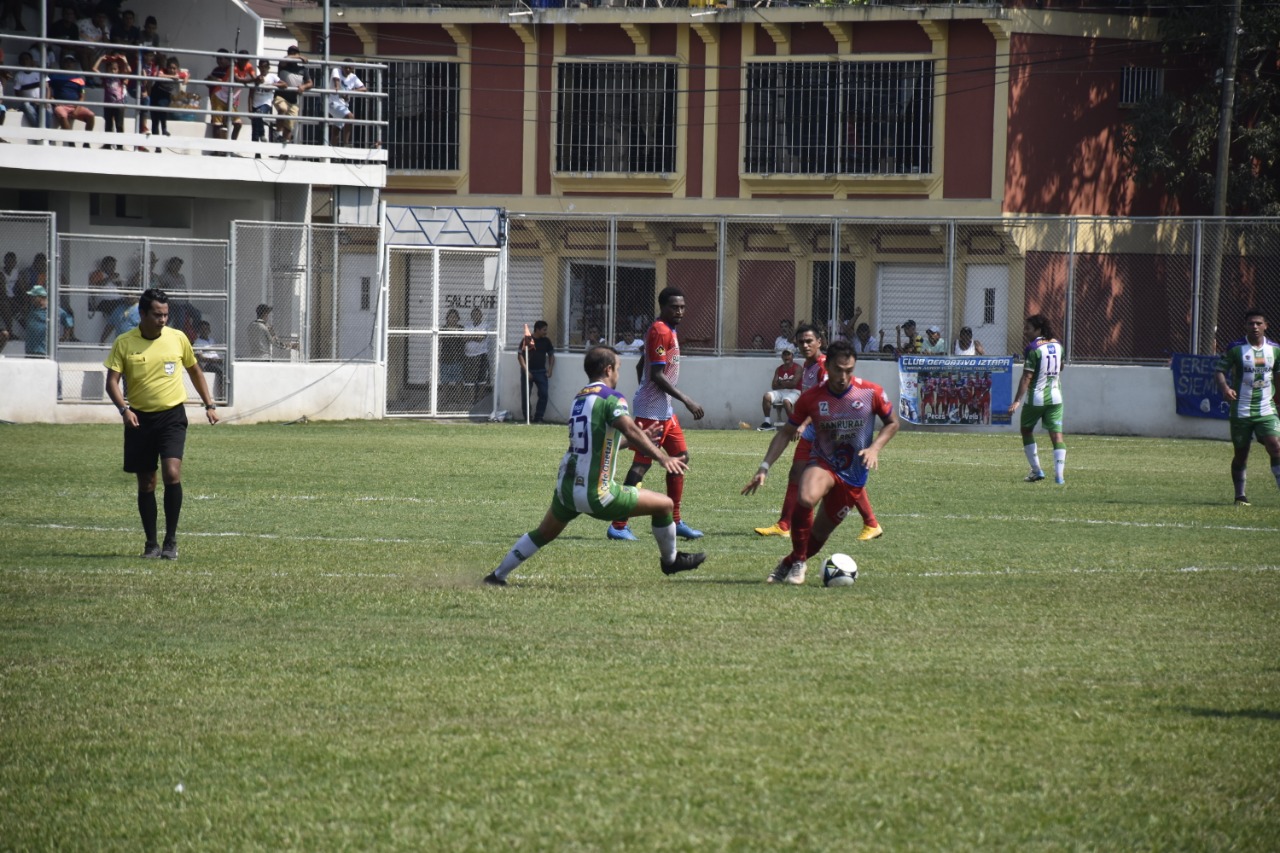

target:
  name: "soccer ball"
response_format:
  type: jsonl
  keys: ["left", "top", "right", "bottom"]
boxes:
{"left": 821, "top": 553, "right": 858, "bottom": 587}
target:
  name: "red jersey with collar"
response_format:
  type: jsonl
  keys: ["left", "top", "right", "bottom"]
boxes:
{"left": 774, "top": 362, "right": 799, "bottom": 386}
{"left": 788, "top": 376, "right": 892, "bottom": 488}
{"left": 632, "top": 319, "right": 679, "bottom": 420}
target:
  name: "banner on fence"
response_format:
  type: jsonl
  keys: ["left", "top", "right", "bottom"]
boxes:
{"left": 1170, "top": 353, "right": 1228, "bottom": 420}
{"left": 896, "top": 355, "right": 1015, "bottom": 426}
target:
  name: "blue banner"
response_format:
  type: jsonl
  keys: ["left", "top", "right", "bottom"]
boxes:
{"left": 896, "top": 355, "right": 1015, "bottom": 426}
{"left": 1170, "top": 353, "right": 1228, "bottom": 420}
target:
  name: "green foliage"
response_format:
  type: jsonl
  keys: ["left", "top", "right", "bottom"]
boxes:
{"left": 1, "top": 422, "right": 1278, "bottom": 849}
{"left": 1124, "top": 1, "right": 1280, "bottom": 214}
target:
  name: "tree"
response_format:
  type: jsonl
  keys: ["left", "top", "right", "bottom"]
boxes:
{"left": 1124, "top": 1, "right": 1280, "bottom": 215}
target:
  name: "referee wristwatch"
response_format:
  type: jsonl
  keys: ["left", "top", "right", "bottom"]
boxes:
{"left": 205, "top": 403, "right": 217, "bottom": 411}
{"left": 118, "top": 405, "right": 129, "bottom": 416}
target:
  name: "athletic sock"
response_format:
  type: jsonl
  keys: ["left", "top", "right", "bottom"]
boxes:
{"left": 1052, "top": 444, "right": 1066, "bottom": 480}
{"left": 666, "top": 473, "right": 684, "bottom": 524}
{"left": 1023, "top": 440, "right": 1042, "bottom": 474}
{"left": 1271, "top": 458, "right": 1280, "bottom": 490}
{"left": 788, "top": 502, "right": 814, "bottom": 564}
{"left": 162, "top": 483, "right": 183, "bottom": 544}
{"left": 1232, "top": 462, "right": 1247, "bottom": 498}
{"left": 138, "top": 491, "right": 158, "bottom": 545}
{"left": 652, "top": 514, "right": 677, "bottom": 564}
{"left": 494, "top": 532, "right": 541, "bottom": 580}
{"left": 777, "top": 480, "right": 799, "bottom": 532}
{"left": 851, "top": 486, "right": 876, "bottom": 527}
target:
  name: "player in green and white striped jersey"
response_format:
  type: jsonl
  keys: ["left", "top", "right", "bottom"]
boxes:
{"left": 484, "top": 346, "right": 706, "bottom": 586}
{"left": 1213, "top": 308, "right": 1280, "bottom": 506}
{"left": 1007, "top": 314, "right": 1067, "bottom": 484}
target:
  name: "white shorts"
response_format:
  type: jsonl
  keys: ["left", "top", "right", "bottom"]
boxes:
{"left": 328, "top": 99, "right": 352, "bottom": 121}
{"left": 766, "top": 389, "right": 801, "bottom": 408}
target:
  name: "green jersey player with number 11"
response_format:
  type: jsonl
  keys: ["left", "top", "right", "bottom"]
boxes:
{"left": 484, "top": 346, "right": 706, "bottom": 586}
{"left": 1007, "top": 313, "right": 1066, "bottom": 484}
{"left": 1214, "top": 308, "right": 1280, "bottom": 506}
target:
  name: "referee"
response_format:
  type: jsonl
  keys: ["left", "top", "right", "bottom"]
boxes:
{"left": 105, "top": 288, "right": 219, "bottom": 560}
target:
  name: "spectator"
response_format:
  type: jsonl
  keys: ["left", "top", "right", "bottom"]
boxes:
{"left": 49, "top": 7, "right": 80, "bottom": 63}
{"left": 0, "top": 251, "right": 17, "bottom": 338}
{"left": 518, "top": 319, "right": 555, "bottom": 424}
{"left": 156, "top": 257, "right": 186, "bottom": 291}
{"left": 615, "top": 330, "right": 644, "bottom": 354}
{"left": 88, "top": 255, "right": 126, "bottom": 342}
{"left": 108, "top": 291, "right": 140, "bottom": 338}
{"left": 47, "top": 55, "right": 95, "bottom": 144}
{"left": 205, "top": 49, "right": 241, "bottom": 143}
{"left": 273, "top": 45, "right": 312, "bottom": 144}
{"left": 850, "top": 322, "right": 880, "bottom": 355}
{"left": 328, "top": 59, "right": 366, "bottom": 147}
{"left": 464, "top": 306, "right": 490, "bottom": 400}
{"left": 758, "top": 346, "right": 800, "bottom": 431}
{"left": 23, "top": 284, "right": 72, "bottom": 357}
{"left": 193, "top": 319, "right": 223, "bottom": 395}
{"left": 895, "top": 319, "right": 922, "bottom": 354}
{"left": 13, "top": 51, "right": 42, "bottom": 128}
{"left": 115, "top": 9, "right": 140, "bottom": 45}
{"left": 953, "top": 326, "right": 986, "bottom": 356}
{"left": 584, "top": 325, "right": 606, "bottom": 347}
{"left": 773, "top": 319, "right": 793, "bottom": 356}
{"left": 439, "top": 307, "right": 465, "bottom": 402}
{"left": 148, "top": 56, "right": 180, "bottom": 139}
{"left": 247, "top": 303, "right": 296, "bottom": 359}
{"left": 75, "top": 9, "right": 108, "bottom": 72}
{"left": 92, "top": 51, "right": 131, "bottom": 149}
{"left": 751, "top": 333, "right": 766, "bottom": 350}
{"left": 139, "top": 15, "right": 159, "bottom": 48}
{"left": 14, "top": 252, "right": 47, "bottom": 322}
{"left": 922, "top": 325, "right": 947, "bottom": 355}
{"left": 249, "top": 58, "right": 279, "bottom": 145}
{"left": 133, "top": 48, "right": 159, "bottom": 143}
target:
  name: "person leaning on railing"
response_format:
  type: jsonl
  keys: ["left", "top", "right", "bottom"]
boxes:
{"left": 272, "top": 45, "right": 313, "bottom": 144}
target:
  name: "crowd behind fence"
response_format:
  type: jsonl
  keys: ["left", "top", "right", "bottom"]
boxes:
{"left": 0, "top": 36, "right": 387, "bottom": 152}
{"left": 503, "top": 215, "right": 1280, "bottom": 365}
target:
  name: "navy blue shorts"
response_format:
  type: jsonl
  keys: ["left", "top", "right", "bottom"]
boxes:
{"left": 123, "top": 404, "right": 188, "bottom": 473}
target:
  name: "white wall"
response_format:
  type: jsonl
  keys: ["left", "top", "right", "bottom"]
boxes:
{"left": 0, "top": 354, "right": 1225, "bottom": 440}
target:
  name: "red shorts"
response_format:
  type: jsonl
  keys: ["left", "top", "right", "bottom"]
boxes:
{"left": 631, "top": 415, "right": 686, "bottom": 465}
{"left": 791, "top": 435, "right": 813, "bottom": 467}
{"left": 813, "top": 462, "right": 868, "bottom": 524}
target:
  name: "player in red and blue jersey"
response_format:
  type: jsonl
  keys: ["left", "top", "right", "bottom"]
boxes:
{"left": 608, "top": 286, "right": 706, "bottom": 542}
{"left": 753, "top": 323, "right": 827, "bottom": 538}
{"left": 743, "top": 340, "right": 899, "bottom": 585}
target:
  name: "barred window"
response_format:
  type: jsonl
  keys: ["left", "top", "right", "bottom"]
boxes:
{"left": 1120, "top": 66, "right": 1163, "bottom": 107}
{"left": 745, "top": 60, "right": 934, "bottom": 176}
{"left": 556, "top": 62, "right": 678, "bottom": 174}
{"left": 387, "top": 60, "right": 460, "bottom": 171}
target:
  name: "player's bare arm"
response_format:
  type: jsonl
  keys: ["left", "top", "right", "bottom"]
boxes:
{"left": 618, "top": 414, "right": 687, "bottom": 476}
{"left": 649, "top": 365, "right": 704, "bottom": 420}
{"left": 1215, "top": 369, "right": 1237, "bottom": 403}
{"left": 742, "top": 421, "right": 799, "bottom": 495}
{"left": 859, "top": 409, "right": 900, "bottom": 470}
{"left": 186, "top": 364, "right": 220, "bottom": 424}
{"left": 1008, "top": 370, "right": 1033, "bottom": 414}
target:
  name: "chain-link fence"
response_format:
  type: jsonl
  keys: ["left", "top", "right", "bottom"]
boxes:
{"left": 0, "top": 212, "right": 56, "bottom": 360}
{"left": 504, "top": 215, "right": 1280, "bottom": 365}
{"left": 231, "top": 221, "right": 382, "bottom": 364}
{"left": 53, "top": 235, "right": 230, "bottom": 404}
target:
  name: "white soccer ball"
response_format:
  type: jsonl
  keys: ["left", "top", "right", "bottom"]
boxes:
{"left": 821, "top": 553, "right": 858, "bottom": 587}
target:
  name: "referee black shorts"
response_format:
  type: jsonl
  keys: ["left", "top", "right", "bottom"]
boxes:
{"left": 123, "top": 404, "right": 188, "bottom": 474}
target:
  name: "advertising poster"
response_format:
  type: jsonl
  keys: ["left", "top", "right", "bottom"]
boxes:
{"left": 1170, "top": 353, "right": 1228, "bottom": 420}
{"left": 897, "top": 355, "right": 1015, "bottom": 426}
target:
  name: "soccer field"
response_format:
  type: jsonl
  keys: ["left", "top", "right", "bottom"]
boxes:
{"left": 1, "top": 421, "right": 1277, "bottom": 850}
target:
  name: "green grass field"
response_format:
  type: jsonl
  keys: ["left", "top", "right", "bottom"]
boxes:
{"left": 2, "top": 420, "right": 1278, "bottom": 850}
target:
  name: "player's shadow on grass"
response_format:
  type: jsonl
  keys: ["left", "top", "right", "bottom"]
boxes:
{"left": 1180, "top": 707, "right": 1280, "bottom": 722}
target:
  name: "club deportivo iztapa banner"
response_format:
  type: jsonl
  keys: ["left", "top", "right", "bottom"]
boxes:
{"left": 1169, "top": 353, "right": 1229, "bottom": 420}
{"left": 896, "top": 355, "right": 1015, "bottom": 426}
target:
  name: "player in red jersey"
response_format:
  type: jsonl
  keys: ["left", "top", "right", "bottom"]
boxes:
{"left": 607, "top": 286, "right": 705, "bottom": 541}
{"left": 753, "top": 323, "right": 826, "bottom": 538}
{"left": 743, "top": 340, "right": 899, "bottom": 584}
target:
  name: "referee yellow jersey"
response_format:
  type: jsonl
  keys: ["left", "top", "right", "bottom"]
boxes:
{"left": 104, "top": 327, "right": 198, "bottom": 413}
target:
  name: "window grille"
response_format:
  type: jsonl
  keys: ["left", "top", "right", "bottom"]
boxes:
{"left": 744, "top": 60, "right": 934, "bottom": 176}
{"left": 556, "top": 62, "right": 678, "bottom": 174}
{"left": 1120, "top": 66, "right": 1163, "bottom": 107}
{"left": 387, "top": 60, "right": 460, "bottom": 171}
